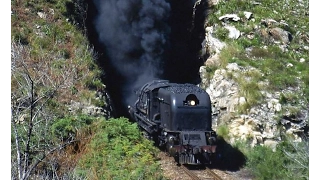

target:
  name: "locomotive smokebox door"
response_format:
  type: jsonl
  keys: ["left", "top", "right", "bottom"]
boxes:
{"left": 157, "top": 84, "right": 212, "bottom": 132}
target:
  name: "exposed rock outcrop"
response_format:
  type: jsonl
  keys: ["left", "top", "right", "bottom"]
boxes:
{"left": 199, "top": 7, "right": 308, "bottom": 147}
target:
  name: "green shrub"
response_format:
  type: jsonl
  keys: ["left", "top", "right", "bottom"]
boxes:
{"left": 215, "top": 27, "right": 230, "bottom": 41}
{"left": 245, "top": 138, "right": 309, "bottom": 180}
{"left": 76, "top": 117, "right": 165, "bottom": 180}
{"left": 246, "top": 145, "right": 288, "bottom": 180}
{"left": 51, "top": 114, "right": 97, "bottom": 141}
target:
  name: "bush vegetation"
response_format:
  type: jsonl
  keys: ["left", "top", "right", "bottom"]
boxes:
{"left": 246, "top": 139, "right": 308, "bottom": 180}
{"left": 75, "top": 118, "right": 164, "bottom": 180}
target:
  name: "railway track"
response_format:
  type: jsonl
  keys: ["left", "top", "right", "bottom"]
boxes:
{"left": 158, "top": 151, "right": 231, "bottom": 180}
{"left": 204, "top": 167, "right": 223, "bottom": 180}
{"left": 180, "top": 164, "right": 223, "bottom": 180}
{"left": 180, "top": 165, "right": 201, "bottom": 180}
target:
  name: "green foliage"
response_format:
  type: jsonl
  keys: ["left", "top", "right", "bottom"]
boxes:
{"left": 246, "top": 145, "right": 288, "bottom": 180}
{"left": 219, "top": 43, "right": 245, "bottom": 68}
{"left": 76, "top": 117, "right": 164, "bottom": 180}
{"left": 250, "top": 47, "right": 272, "bottom": 59}
{"left": 206, "top": 10, "right": 219, "bottom": 26}
{"left": 236, "top": 72, "right": 263, "bottom": 113}
{"left": 51, "top": 114, "right": 98, "bottom": 141}
{"left": 70, "top": 85, "right": 78, "bottom": 95}
{"left": 278, "top": 137, "right": 309, "bottom": 180}
{"left": 216, "top": 124, "right": 230, "bottom": 140}
{"left": 236, "top": 37, "right": 262, "bottom": 49}
{"left": 230, "top": 139, "right": 251, "bottom": 155}
{"left": 218, "top": 0, "right": 254, "bottom": 13}
{"left": 215, "top": 27, "right": 230, "bottom": 41}
{"left": 205, "top": 65, "right": 218, "bottom": 76}
{"left": 244, "top": 138, "right": 309, "bottom": 180}
{"left": 279, "top": 92, "right": 300, "bottom": 105}
{"left": 84, "top": 77, "right": 105, "bottom": 90}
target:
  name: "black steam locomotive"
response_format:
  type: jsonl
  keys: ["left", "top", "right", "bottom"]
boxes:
{"left": 128, "top": 80, "right": 218, "bottom": 165}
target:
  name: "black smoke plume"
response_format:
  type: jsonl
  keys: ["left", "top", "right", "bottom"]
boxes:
{"left": 93, "top": 0, "right": 171, "bottom": 106}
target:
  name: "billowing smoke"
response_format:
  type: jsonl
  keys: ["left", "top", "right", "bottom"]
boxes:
{"left": 93, "top": 0, "right": 171, "bottom": 106}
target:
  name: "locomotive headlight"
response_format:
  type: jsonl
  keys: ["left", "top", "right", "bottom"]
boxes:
{"left": 190, "top": 100, "right": 196, "bottom": 106}
{"left": 168, "top": 136, "right": 175, "bottom": 144}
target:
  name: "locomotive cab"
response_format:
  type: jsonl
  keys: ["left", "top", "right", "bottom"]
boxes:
{"left": 129, "top": 80, "right": 170, "bottom": 136}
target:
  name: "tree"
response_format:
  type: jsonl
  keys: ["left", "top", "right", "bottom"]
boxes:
{"left": 11, "top": 42, "right": 79, "bottom": 179}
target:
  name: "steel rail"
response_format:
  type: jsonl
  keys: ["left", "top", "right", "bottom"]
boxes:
{"left": 205, "top": 167, "right": 223, "bottom": 180}
{"left": 181, "top": 165, "right": 201, "bottom": 180}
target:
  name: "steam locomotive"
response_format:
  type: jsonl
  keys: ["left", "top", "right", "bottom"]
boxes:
{"left": 128, "top": 80, "right": 218, "bottom": 165}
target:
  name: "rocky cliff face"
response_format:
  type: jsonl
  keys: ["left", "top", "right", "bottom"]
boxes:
{"left": 199, "top": 0, "right": 309, "bottom": 148}
{"left": 200, "top": 62, "right": 308, "bottom": 148}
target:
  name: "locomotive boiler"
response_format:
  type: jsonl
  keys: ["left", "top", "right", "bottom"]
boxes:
{"left": 128, "top": 80, "right": 218, "bottom": 165}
